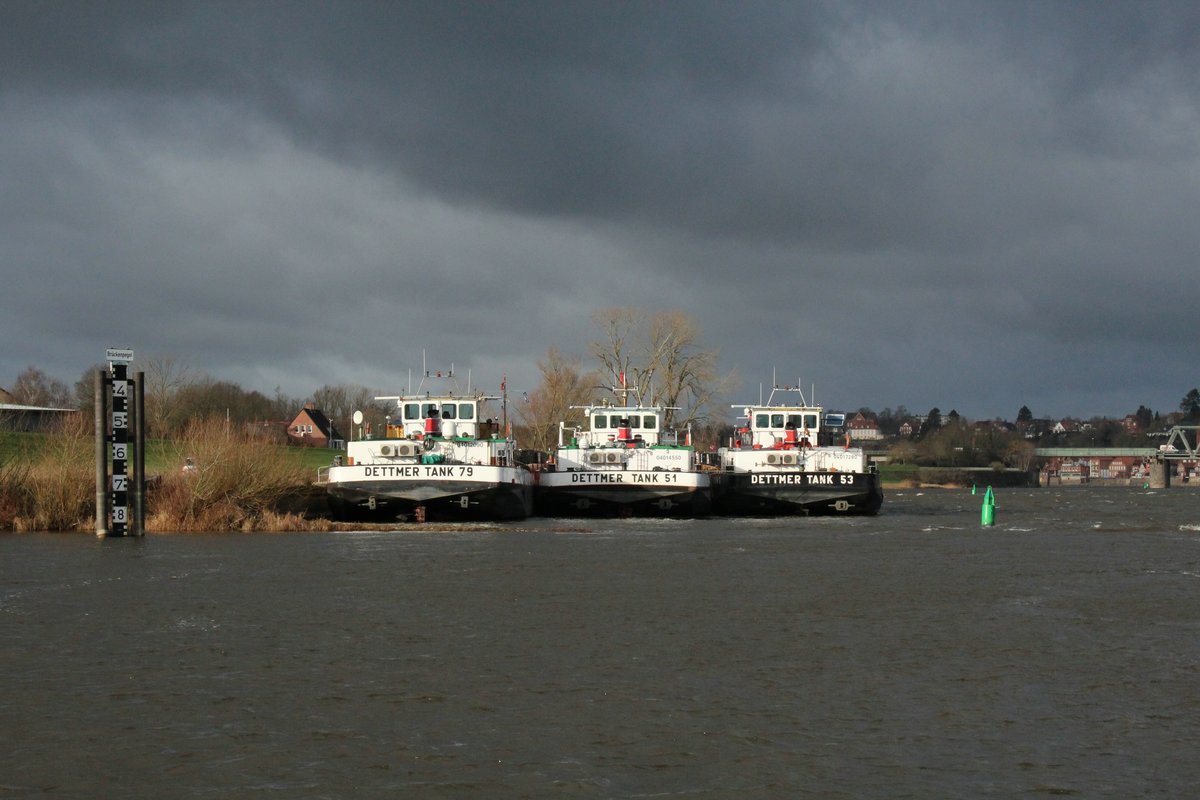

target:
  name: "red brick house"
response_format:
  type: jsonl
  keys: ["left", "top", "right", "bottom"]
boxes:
{"left": 287, "top": 403, "right": 343, "bottom": 448}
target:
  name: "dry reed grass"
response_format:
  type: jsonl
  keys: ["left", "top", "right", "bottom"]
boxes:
{"left": 1, "top": 416, "right": 330, "bottom": 533}
{"left": 0, "top": 416, "right": 95, "bottom": 532}
{"left": 145, "top": 416, "right": 315, "bottom": 532}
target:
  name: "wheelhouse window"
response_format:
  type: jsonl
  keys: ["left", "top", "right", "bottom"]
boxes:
{"left": 641, "top": 414, "right": 657, "bottom": 430}
{"left": 755, "top": 413, "right": 770, "bottom": 428}
{"left": 404, "top": 403, "right": 421, "bottom": 420}
{"left": 441, "top": 404, "right": 457, "bottom": 420}
{"left": 593, "top": 414, "right": 608, "bottom": 429}
{"left": 804, "top": 414, "right": 818, "bottom": 429}
{"left": 458, "top": 403, "right": 475, "bottom": 420}
{"left": 771, "top": 414, "right": 785, "bottom": 428}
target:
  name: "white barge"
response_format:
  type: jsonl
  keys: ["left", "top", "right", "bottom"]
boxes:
{"left": 535, "top": 400, "right": 710, "bottom": 518}
{"left": 319, "top": 383, "right": 532, "bottom": 522}
{"left": 710, "top": 384, "right": 882, "bottom": 516}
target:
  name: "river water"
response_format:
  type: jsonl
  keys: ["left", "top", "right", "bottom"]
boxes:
{"left": 3, "top": 487, "right": 1200, "bottom": 798}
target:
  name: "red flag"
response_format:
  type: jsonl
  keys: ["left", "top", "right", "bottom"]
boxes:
{"left": 501, "top": 375, "right": 506, "bottom": 393}
{"left": 619, "top": 371, "right": 625, "bottom": 387}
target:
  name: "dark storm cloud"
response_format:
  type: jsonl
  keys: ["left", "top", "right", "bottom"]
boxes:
{"left": 7, "top": 2, "right": 1194, "bottom": 242}
{"left": 7, "top": 2, "right": 831, "bottom": 234}
{"left": 2, "top": 1, "right": 1198, "bottom": 419}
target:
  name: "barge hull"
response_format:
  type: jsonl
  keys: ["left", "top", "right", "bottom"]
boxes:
{"left": 535, "top": 472, "right": 711, "bottom": 518}
{"left": 711, "top": 472, "right": 883, "bottom": 516}
{"left": 326, "top": 479, "right": 533, "bottom": 522}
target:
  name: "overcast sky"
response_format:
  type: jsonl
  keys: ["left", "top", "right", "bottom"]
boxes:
{"left": 3, "top": 1, "right": 1198, "bottom": 421}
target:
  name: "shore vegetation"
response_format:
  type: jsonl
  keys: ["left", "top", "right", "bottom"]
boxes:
{"left": 1, "top": 417, "right": 335, "bottom": 533}
{"left": 1, "top": 416, "right": 94, "bottom": 532}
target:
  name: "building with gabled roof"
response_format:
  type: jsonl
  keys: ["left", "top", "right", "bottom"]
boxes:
{"left": 1052, "top": 419, "right": 1081, "bottom": 435}
{"left": 847, "top": 412, "right": 883, "bottom": 440}
{"left": 287, "top": 403, "right": 343, "bottom": 448}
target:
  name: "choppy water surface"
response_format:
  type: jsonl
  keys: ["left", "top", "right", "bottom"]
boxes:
{"left": 4, "top": 487, "right": 1200, "bottom": 798}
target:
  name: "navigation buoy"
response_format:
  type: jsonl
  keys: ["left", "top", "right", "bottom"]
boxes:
{"left": 981, "top": 486, "right": 995, "bottom": 527}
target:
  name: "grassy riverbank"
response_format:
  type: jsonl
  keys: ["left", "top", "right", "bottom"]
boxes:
{"left": 1, "top": 420, "right": 339, "bottom": 532}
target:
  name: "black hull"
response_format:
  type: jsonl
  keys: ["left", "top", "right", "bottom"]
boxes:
{"left": 534, "top": 485, "right": 711, "bottom": 519}
{"left": 327, "top": 480, "right": 533, "bottom": 522}
{"left": 711, "top": 471, "right": 883, "bottom": 516}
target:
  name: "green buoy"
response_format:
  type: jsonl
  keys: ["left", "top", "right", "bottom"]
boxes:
{"left": 981, "top": 486, "right": 995, "bottom": 527}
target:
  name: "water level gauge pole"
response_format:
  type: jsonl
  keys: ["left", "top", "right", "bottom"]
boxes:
{"left": 103, "top": 347, "right": 135, "bottom": 537}
{"left": 110, "top": 361, "right": 129, "bottom": 536}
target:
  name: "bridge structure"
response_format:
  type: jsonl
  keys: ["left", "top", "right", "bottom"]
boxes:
{"left": 1034, "top": 426, "right": 1200, "bottom": 461}
{"left": 1158, "top": 425, "right": 1200, "bottom": 460}
{"left": 1034, "top": 425, "right": 1199, "bottom": 488}
{"left": 1033, "top": 446, "right": 1157, "bottom": 459}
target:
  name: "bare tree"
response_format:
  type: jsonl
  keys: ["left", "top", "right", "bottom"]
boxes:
{"left": 309, "top": 383, "right": 385, "bottom": 441}
{"left": 1005, "top": 438, "right": 1037, "bottom": 470}
{"left": 643, "top": 309, "right": 730, "bottom": 429}
{"left": 309, "top": 384, "right": 350, "bottom": 427}
{"left": 517, "top": 347, "right": 600, "bottom": 450}
{"left": 10, "top": 366, "right": 72, "bottom": 407}
{"left": 268, "top": 387, "right": 300, "bottom": 423}
{"left": 73, "top": 364, "right": 106, "bottom": 413}
{"left": 175, "top": 378, "right": 251, "bottom": 423}
{"left": 588, "top": 307, "right": 730, "bottom": 429}
{"left": 589, "top": 307, "right": 646, "bottom": 402}
{"left": 143, "top": 355, "right": 195, "bottom": 438}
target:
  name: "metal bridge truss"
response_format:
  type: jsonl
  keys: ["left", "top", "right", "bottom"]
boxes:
{"left": 1160, "top": 425, "right": 1200, "bottom": 459}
